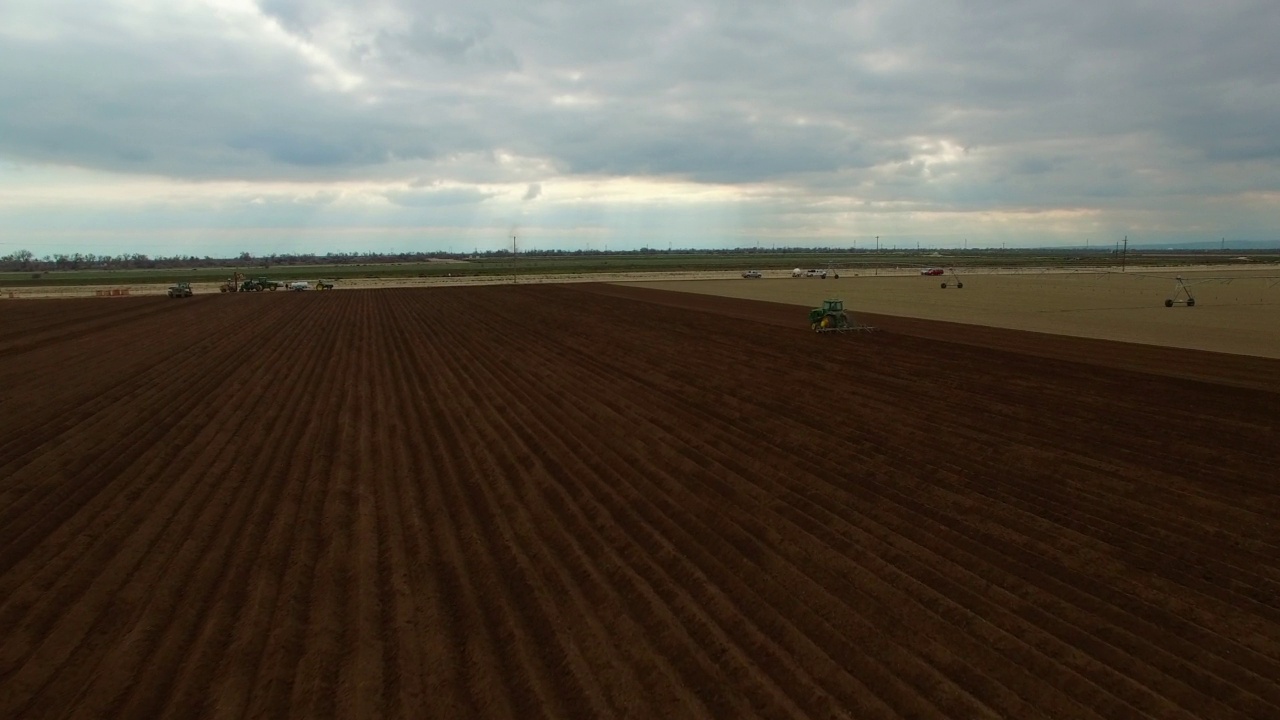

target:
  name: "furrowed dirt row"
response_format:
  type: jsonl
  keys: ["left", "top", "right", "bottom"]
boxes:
{"left": 1, "top": 285, "right": 1277, "bottom": 719}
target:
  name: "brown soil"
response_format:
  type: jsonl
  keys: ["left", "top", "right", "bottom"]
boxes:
{"left": 1, "top": 285, "right": 1278, "bottom": 719}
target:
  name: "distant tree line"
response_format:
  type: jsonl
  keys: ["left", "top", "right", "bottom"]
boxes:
{"left": 0, "top": 249, "right": 474, "bottom": 272}
{"left": 1, "top": 249, "right": 176, "bottom": 272}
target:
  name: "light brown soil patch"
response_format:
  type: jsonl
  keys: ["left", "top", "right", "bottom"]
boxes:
{"left": 626, "top": 265, "right": 1280, "bottom": 358}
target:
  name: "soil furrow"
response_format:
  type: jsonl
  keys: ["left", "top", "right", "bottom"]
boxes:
{"left": 2, "top": 285, "right": 1277, "bottom": 719}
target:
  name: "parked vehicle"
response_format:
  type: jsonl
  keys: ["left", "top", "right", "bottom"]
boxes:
{"left": 741, "top": 270, "right": 763, "bottom": 279}
{"left": 793, "top": 268, "right": 832, "bottom": 279}
{"left": 239, "top": 278, "right": 281, "bottom": 292}
{"left": 166, "top": 282, "right": 193, "bottom": 298}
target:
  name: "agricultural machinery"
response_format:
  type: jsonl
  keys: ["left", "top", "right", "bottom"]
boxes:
{"left": 239, "top": 277, "right": 281, "bottom": 292}
{"left": 315, "top": 279, "right": 335, "bottom": 290}
{"left": 808, "top": 298, "right": 874, "bottom": 333}
{"left": 1165, "top": 277, "right": 1196, "bottom": 307}
{"left": 920, "top": 267, "right": 963, "bottom": 288}
{"left": 166, "top": 282, "right": 193, "bottom": 298}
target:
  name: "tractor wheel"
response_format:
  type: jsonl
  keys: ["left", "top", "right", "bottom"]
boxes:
{"left": 833, "top": 273, "right": 840, "bottom": 279}
{"left": 1165, "top": 299, "right": 1173, "bottom": 307}
{"left": 941, "top": 282, "right": 947, "bottom": 288}
{"left": 957, "top": 282, "right": 963, "bottom": 289}
{"left": 1186, "top": 298, "right": 1195, "bottom": 307}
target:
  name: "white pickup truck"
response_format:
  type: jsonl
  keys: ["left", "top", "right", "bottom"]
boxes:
{"left": 792, "top": 268, "right": 838, "bottom": 279}
{"left": 741, "top": 270, "right": 763, "bottom": 278}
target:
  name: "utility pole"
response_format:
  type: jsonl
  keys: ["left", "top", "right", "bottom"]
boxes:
{"left": 512, "top": 234, "right": 518, "bottom": 284}
{"left": 1121, "top": 235, "right": 1128, "bottom": 272}
{"left": 875, "top": 236, "right": 879, "bottom": 252}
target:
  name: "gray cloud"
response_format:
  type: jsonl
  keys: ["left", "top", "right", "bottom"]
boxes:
{"left": 1, "top": 0, "right": 1278, "bottom": 253}
{"left": 377, "top": 12, "right": 520, "bottom": 69}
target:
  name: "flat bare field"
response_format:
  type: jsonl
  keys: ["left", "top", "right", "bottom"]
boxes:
{"left": 2, "top": 285, "right": 1278, "bottom": 719}
{"left": 629, "top": 266, "right": 1280, "bottom": 358}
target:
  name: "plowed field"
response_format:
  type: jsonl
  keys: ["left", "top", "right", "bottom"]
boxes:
{"left": 2, "top": 285, "right": 1278, "bottom": 719}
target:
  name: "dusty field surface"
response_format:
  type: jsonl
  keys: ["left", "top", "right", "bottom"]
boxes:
{"left": 630, "top": 265, "right": 1280, "bottom": 358}
{"left": 2, "top": 285, "right": 1279, "bottom": 719}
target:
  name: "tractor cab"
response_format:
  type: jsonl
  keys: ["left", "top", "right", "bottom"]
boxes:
{"left": 808, "top": 299, "right": 843, "bottom": 324}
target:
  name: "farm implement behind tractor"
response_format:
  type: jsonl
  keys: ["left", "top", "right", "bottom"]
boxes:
{"left": 808, "top": 298, "right": 875, "bottom": 333}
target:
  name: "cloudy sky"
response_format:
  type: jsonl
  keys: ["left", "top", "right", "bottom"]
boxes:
{"left": 2, "top": 0, "right": 1277, "bottom": 257}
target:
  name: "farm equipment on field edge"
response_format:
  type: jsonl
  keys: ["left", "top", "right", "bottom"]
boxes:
{"left": 940, "top": 268, "right": 964, "bottom": 289}
{"left": 1165, "top": 276, "right": 1196, "bottom": 307}
{"left": 808, "top": 298, "right": 875, "bottom": 333}
{"left": 220, "top": 272, "right": 244, "bottom": 293}
{"left": 239, "top": 277, "right": 282, "bottom": 292}
{"left": 166, "top": 281, "right": 193, "bottom": 298}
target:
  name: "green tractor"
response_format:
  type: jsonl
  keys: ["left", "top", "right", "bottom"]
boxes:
{"left": 239, "top": 277, "right": 281, "bottom": 292}
{"left": 166, "top": 281, "right": 193, "bottom": 298}
{"left": 808, "top": 298, "right": 873, "bottom": 333}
